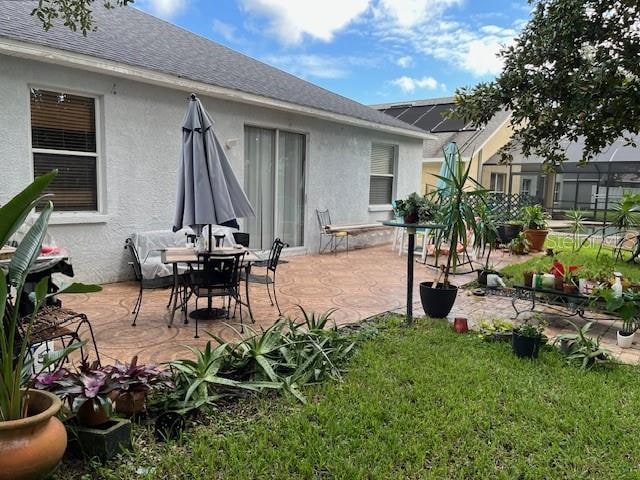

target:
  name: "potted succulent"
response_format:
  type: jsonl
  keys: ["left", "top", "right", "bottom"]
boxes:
{"left": 512, "top": 319, "right": 547, "bottom": 359}
{"left": 420, "top": 142, "right": 487, "bottom": 318}
{"left": 497, "top": 220, "right": 524, "bottom": 245}
{"left": 508, "top": 232, "right": 530, "bottom": 255}
{"left": 520, "top": 205, "right": 550, "bottom": 251}
{"left": 393, "top": 192, "right": 435, "bottom": 224}
{"left": 107, "top": 356, "right": 171, "bottom": 416}
{"left": 36, "top": 361, "right": 119, "bottom": 427}
{"left": 0, "top": 171, "right": 101, "bottom": 480}
{"left": 478, "top": 318, "right": 514, "bottom": 342}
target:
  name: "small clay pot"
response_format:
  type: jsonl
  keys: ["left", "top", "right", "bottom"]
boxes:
{"left": 563, "top": 283, "right": 578, "bottom": 295}
{"left": 77, "top": 399, "right": 111, "bottom": 427}
{"left": 523, "top": 271, "right": 534, "bottom": 287}
{"left": 453, "top": 317, "right": 469, "bottom": 333}
{"left": 554, "top": 276, "right": 564, "bottom": 290}
{"left": 115, "top": 391, "right": 147, "bottom": 417}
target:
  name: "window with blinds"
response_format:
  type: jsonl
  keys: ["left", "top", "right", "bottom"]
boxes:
{"left": 30, "top": 88, "right": 98, "bottom": 211}
{"left": 369, "top": 143, "right": 396, "bottom": 205}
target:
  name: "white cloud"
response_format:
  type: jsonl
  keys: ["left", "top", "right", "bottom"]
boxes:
{"left": 240, "top": 0, "right": 369, "bottom": 44}
{"left": 137, "top": 0, "right": 186, "bottom": 19}
{"left": 378, "top": 0, "right": 462, "bottom": 27}
{"left": 396, "top": 55, "right": 413, "bottom": 68}
{"left": 391, "top": 75, "right": 443, "bottom": 92}
{"left": 265, "top": 54, "right": 375, "bottom": 79}
{"left": 212, "top": 19, "right": 239, "bottom": 43}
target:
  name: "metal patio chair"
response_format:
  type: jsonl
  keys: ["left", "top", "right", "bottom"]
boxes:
{"left": 186, "top": 250, "right": 246, "bottom": 338}
{"left": 242, "top": 238, "right": 287, "bottom": 315}
{"left": 316, "top": 209, "right": 348, "bottom": 254}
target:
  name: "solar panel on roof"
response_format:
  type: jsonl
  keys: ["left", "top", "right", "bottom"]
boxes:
{"left": 396, "top": 106, "right": 431, "bottom": 125}
{"left": 382, "top": 107, "right": 410, "bottom": 118}
{"left": 414, "top": 104, "right": 452, "bottom": 131}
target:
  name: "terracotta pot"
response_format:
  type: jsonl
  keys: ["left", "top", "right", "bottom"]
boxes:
{"left": 453, "top": 317, "right": 469, "bottom": 333}
{"left": 524, "top": 229, "right": 548, "bottom": 251}
{"left": 115, "top": 391, "right": 147, "bottom": 417}
{"left": 77, "top": 399, "right": 111, "bottom": 427}
{"left": 563, "top": 283, "right": 578, "bottom": 295}
{"left": 0, "top": 390, "right": 67, "bottom": 480}
{"left": 403, "top": 211, "right": 418, "bottom": 224}
{"left": 523, "top": 271, "right": 534, "bottom": 287}
{"left": 554, "top": 276, "right": 564, "bottom": 290}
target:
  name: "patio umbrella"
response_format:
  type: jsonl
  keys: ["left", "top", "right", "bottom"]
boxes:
{"left": 435, "top": 142, "right": 459, "bottom": 190}
{"left": 173, "top": 93, "right": 255, "bottom": 250}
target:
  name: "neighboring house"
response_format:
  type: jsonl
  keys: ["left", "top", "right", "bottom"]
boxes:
{"left": 483, "top": 135, "right": 640, "bottom": 215}
{"left": 0, "top": 1, "right": 432, "bottom": 283}
{"left": 373, "top": 97, "right": 513, "bottom": 194}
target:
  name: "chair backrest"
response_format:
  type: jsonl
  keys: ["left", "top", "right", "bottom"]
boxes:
{"left": 316, "top": 209, "right": 332, "bottom": 233}
{"left": 267, "top": 238, "right": 287, "bottom": 273}
{"left": 124, "top": 238, "right": 143, "bottom": 282}
{"left": 233, "top": 232, "right": 250, "bottom": 248}
{"left": 192, "top": 251, "right": 245, "bottom": 290}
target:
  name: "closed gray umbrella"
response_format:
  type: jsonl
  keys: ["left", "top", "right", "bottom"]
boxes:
{"left": 173, "top": 94, "right": 255, "bottom": 241}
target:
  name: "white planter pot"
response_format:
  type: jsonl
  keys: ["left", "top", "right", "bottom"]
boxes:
{"left": 617, "top": 330, "right": 635, "bottom": 349}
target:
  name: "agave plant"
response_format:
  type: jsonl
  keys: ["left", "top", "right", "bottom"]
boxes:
{"left": 0, "top": 171, "right": 101, "bottom": 421}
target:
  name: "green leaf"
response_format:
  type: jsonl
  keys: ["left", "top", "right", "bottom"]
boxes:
{"left": 8, "top": 201, "right": 53, "bottom": 290}
{"left": 0, "top": 171, "right": 56, "bottom": 249}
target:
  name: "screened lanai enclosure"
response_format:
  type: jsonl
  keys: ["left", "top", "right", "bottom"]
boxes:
{"left": 483, "top": 136, "right": 640, "bottom": 221}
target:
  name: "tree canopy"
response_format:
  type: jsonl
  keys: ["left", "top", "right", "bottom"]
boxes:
{"left": 454, "top": 0, "right": 640, "bottom": 168}
{"left": 32, "top": 0, "right": 132, "bottom": 35}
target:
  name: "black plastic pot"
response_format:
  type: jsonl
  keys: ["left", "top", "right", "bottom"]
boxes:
{"left": 419, "top": 282, "right": 458, "bottom": 318}
{"left": 512, "top": 331, "right": 541, "bottom": 359}
{"left": 497, "top": 224, "right": 523, "bottom": 244}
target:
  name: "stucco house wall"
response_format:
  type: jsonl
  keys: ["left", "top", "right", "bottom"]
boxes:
{"left": 0, "top": 55, "right": 424, "bottom": 283}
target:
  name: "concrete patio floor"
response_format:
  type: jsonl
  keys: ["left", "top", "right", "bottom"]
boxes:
{"left": 59, "top": 244, "right": 639, "bottom": 365}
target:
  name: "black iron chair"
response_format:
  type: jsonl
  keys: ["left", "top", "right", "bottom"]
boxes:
{"left": 242, "top": 238, "right": 287, "bottom": 315}
{"left": 125, "top": 238, "right": 188, "bottom": 326}
{"left": 233, "top": 232, "right": 250, "bottom": 248}
{"left": 316, "top": 209, "right": 348, "bottom": 254}
{"left": 187, "top": 251, "right": 246, "bottom": 338}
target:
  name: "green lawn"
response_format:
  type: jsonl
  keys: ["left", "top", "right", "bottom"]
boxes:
{"left": 500, "top": 235, "right": 640, "bottom": 286}
{"left": 65, "top": 318, "right": 640, "bottom": 480}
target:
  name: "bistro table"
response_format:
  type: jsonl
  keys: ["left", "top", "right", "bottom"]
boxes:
{"left": 162, "top": 246, "right": 261, "bottom": 327}
{"left": 382, "top": 220, "right": 444, "bottom": 325}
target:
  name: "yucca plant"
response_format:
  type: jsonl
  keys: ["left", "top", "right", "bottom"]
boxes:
{"left": 432, "top": 143, "right": 488, "bottom": 286}
{"left": 0, "top": 171, "right": 101, "bottom": 421}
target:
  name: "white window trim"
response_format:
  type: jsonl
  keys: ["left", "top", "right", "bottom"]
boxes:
{"left": 369, "top": 143, "right": 398, "bottom": 207}
{"left": 28, "top": 85, "right": 105, "bottom": 218}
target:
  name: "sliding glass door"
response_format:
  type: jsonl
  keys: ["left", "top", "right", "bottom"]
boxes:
{"left": 244, "top": 126, "right": 305, "bottom": 250}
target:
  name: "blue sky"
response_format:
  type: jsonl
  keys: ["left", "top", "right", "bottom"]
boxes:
{"left": 136, "top": 0, "right": 532, "bottom": 105}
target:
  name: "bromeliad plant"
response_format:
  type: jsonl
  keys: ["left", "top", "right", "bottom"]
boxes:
{"left": 0, "top": 171, "right": 101, "bottom": 422}
{"left": 555, "top": 321, "right": 612, "bottom": 369}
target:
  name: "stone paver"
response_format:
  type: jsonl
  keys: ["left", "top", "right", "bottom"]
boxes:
{"left": 58, "top": 243, "right": 639, "bottom": 365}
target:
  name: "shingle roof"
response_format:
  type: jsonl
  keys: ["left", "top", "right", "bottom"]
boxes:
{"left": 0, "top": 1, "right": 424, "bottom": 135}
{"left": 372, "top": 97, "right": 511, "bottom": 157}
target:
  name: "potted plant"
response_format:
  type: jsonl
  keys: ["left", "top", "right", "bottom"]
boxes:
{"left": 508, "top": 232, "right": 530, "bottom": 255}
{"left": 512, "top": 319, "right": 547, "bottom": 359}
{"left": 36, "top": 361, "right": 119, "bottom": 427}
{"left": 419, "top": 143, "right": 487, "bottom": 318}
{"left": 0, "top": 171, "right": 101, "bottom": 480}
{"left": 601, "top": 290, "right": 639, "bottom": 348}
{"left": 551, "top": 260, "right": 580, "bottom": 292}
{"left": 108, "top": 356, "right": 171, "bottom": 416}
{"left": 478, "top": 318, "right": 514, "bottom": 342}
{"left": 497, "top": 220, "right": 524, "bottom": 245}
{"left": 393, "top": 193, "right": 436, "bottom": 224}
{"left": 520, "top": 204, "right": 550, "bottom": 251}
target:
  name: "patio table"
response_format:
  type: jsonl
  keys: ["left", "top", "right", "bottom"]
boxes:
{"left": 382, "top": 220, "right": 444, "bottom": 325}
{"left": 162, "top": 246, "right": 261, "bottom": 327}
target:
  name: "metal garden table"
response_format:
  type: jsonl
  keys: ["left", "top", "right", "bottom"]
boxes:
{"left": 382, "top": 220, "right": 444, "bottom": 325}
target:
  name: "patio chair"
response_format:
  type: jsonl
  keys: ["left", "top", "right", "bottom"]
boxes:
{"left": 4, "top": 302, "right": 101, "bottom": 370}
{"left": 233, "top": 232, "right": 250, "bottom": 248}
{"left": 242, "top": 238, "right": 287, "bottom": 315}
{"left": 125, "top": 237, "right": 190, "bottom": 326}
{"left": 316, "top": 209, "right": 348, "bottom": 254}
{"left": 187, "top": 251, "right": 246, "bottom": 338}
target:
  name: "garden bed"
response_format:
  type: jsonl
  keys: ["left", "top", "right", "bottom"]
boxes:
{"left": 55, "top": 317, "right": 640, "bottom": 479}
